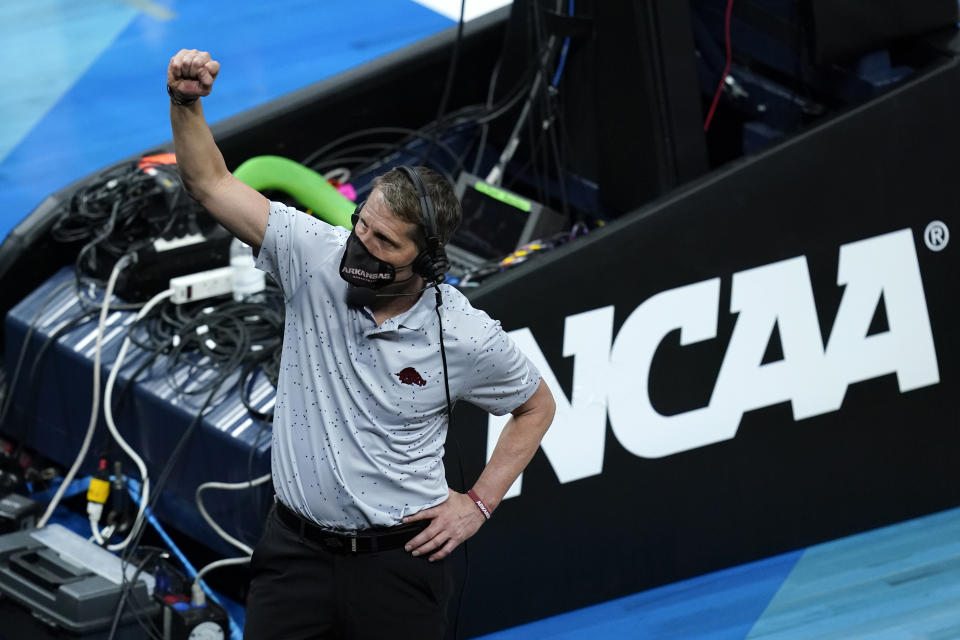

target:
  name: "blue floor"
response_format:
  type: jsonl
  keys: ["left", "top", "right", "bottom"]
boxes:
{"left": 480, "top": 507, "right": 960, "bottom": 639}
{"left": 0, "top": 0, "right": 453, "bottom": 243}
{"left": 478, "top": 550, "right": 804, "bottom": 639}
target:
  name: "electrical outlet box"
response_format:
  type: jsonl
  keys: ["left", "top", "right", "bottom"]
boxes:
{"left": 169, "top": 267, "right": 233, "bottom": 304}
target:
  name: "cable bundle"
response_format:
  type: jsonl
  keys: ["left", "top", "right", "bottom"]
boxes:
{"left": 48, "top": 157, "right": 213, "bottom": 310}
{"left": 51, "top": 162, "right": 170, "bottom": 266}
{"left": 124, "top": 283, "right": 284, "bottom": 413}
{"left": 299, "top": 1, "right": 574, "bottom": 212}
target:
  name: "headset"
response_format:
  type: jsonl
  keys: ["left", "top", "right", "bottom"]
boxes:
{"left": 349, "top": 165, "right": 450, "bottom": 287}
{"left": 396, "top": 165, "right": 450, "bottom": 286}
{"left": 348, "top": 166, "right": 454, "bottom": 412}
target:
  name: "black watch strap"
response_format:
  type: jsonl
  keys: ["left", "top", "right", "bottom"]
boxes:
{"left": 167, "top": 84, "right": 199, "bottom": 106}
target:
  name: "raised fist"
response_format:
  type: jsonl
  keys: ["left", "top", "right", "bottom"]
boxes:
{"left": 167, "top": 49, "right": 220, "bottom": 99}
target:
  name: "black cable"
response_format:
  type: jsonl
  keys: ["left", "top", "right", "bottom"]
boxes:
{"left": 98, "top": 336, "right": 168, "bottom": 465}
{"left": 72, "top": 199, "right": 124, "bottom": 309}
{"left": 430, "top": 0, "right": 547, "bottom": 134}
{"left": 526, "top": 109, "right": 547, "bottom": 205}
{"left": 115, "top": 348, "right": 164, "bottom": 408}
{"left": 547, "top": 122, "right": 570, "bottom": 217}
{"left": 434, "top": 0, "right": 467, "bottom": 123}
{"left": 526, "top": 1, "right": 570, "bottom": 219}
{"left": 0, "top": 280, "right": 74, "bottom": 433}
{"left": 76, "top": 286, "right": 282, "bottom": 638}
{"left": 434, "top": 290, "right": 453, "bottom": 420}
{"left": 420, "top": 0, "right": 467, "bottom": 168}
{"left": 303, "top": 127, "right": 464, "bottom": 174}
{"left": 439, "top": 62, "right": 538, "bottom": 128}
{"left": 112, "top": 288, "right": 283, "bottom": 422}
{"left": 107, "top": 549, "right": 163, "bottom": 640}
{"left": 530, "top": 0, "right": 556, "bottom": 204}
{"left": 109, "top": 382, "right": 223, "bottom": 640}
{"left": 107, "top": 286, "right": 281, "bottom": 500}
{"left": 131, "top": 384, "right": 222, "bottom": 557}
{"left": 472, "top": 56, "right": 504, "bottom": 175}
{"left": 432, "top": 287, "right": 471, "bottom": 640}
{"left": 553, "top": 75, "right": 579, "bottom": 225}
{"left": 239, "top": 357, "right": 277, "bottom": 530}
{"left": 245, "top": 403, "right": 271, "bottom": 523}
{"left": 29, "top": 154, "right": 283, "bottom": 636}
{"left": 10, "top": 286, "right": 144, "bottom": 462}
{"left": 51, "top": 159, "right": 197, "bottom": 315}
{"left": 342, "top": 84, "right": 533, "bottom": 184}
{"left": 300, "top": 39, "right": 543, "bottom": 185}
{"left": 14, "top": 308, "right": 100, "bottom": 457}
{"left": 239, "top": 362, "right": 276, "bottom": 423}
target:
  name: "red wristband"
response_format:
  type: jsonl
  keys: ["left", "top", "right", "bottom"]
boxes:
{"left": 467, "top": 489, "right": 492, "bottom": 520}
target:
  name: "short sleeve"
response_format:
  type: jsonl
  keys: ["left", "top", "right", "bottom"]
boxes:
{"left": 255, "top": 201, "right": 349, "bottom": 299}
{"left": 460, "top": 320, "right": 541, "bottom": 416}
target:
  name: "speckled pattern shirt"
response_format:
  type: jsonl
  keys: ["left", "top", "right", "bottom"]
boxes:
{"left": 255, "top": 202, "right": 541, "bottom": 530}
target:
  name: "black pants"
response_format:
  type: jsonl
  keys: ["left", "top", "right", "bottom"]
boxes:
{"left": 244, "top": 506, "right": 452, "bottom": 640}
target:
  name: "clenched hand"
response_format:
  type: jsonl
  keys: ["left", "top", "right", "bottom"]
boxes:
{"left": 168, "top": 49, "right": 220, "bottom": 100}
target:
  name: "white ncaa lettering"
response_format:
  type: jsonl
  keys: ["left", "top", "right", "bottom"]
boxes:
{"left": 490, "top": 228, "right": 940, "bottom": 498}
{"left": 607, "top": 278, "right": 724, "bottom": 458}
{"left": 818, "top": 229, "right": 940, "bottom": 410}
{"left": 488, "top": 306, "right": 613, "bottom": 499}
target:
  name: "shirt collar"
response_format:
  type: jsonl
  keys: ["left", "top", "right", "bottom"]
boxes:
{"left": 363, "top": 286, "right": 438, "bottom": 335}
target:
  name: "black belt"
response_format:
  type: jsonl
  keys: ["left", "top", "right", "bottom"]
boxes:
{"left": 275, "top": 502, "right": 427, "bottom": 554}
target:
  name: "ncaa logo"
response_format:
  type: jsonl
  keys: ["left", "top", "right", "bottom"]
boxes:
{"left": 490, "top": 228, "right": 941, "bottom": 499}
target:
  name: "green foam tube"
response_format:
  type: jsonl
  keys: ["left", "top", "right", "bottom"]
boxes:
{"left": 233, "top": 155, "right": 355, "bottom": 229}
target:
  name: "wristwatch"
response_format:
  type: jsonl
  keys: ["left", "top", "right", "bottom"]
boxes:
{"left": 167, "top": 84, "right": 199, "bottom": 106}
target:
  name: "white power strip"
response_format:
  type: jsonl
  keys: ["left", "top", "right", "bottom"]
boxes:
{"left": 169, "top": 266, "right": 233, "bottom": 304}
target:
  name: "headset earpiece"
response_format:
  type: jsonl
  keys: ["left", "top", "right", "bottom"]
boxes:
{"left": 412, "top": 238, "right": 450, "bottom": 285}
{"left": 397, "top": 165, "right": 448, "bottom": 285}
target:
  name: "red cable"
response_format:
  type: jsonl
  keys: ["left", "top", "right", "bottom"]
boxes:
{"left": 704, "top": 0, "right": 736, "bottom": 132}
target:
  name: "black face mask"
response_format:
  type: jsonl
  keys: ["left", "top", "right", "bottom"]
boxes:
{"left": 339, "top": 230, "right": 416, "bottom": 290}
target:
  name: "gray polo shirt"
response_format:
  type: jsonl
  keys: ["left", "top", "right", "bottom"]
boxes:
{"left": 255, "top": 201, "right": 540, "bottom": 530}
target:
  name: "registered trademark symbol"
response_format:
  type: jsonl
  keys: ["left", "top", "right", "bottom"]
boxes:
{"left": 924, "top": 221, "right": 949, "bottom": 252}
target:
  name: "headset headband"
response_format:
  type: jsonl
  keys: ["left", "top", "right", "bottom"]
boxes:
{"left": 397, "top": 165, "right": 438, "bottom": 244}
{"left": 396, "top": 165, "right": 448, "bottom": 285}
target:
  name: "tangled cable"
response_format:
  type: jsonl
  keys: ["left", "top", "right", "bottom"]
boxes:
{"left": 49, "top": 157, "right": 210, "bottom": 307}
{"left": 123, "top": 282, "right": 284, "bottom": 410}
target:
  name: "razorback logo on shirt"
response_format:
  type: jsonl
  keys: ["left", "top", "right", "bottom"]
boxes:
{"left": 396, "top": 367, "right": 427, "bottom": 386}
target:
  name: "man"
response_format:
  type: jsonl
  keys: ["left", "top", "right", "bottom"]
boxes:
{"left": 167, "top": 49, "right": 555, "bottom": 639}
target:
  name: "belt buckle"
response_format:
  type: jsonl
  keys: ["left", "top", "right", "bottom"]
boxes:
{"left": 323, "top": 537, "right": 341, "bottom": 550}
{"left": 322, "top": 534, "right": 357, "bottom": 553}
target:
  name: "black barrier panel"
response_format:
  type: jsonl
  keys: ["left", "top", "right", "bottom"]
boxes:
{"left": 451, "top": 54, "right": 960, "bottom": 637}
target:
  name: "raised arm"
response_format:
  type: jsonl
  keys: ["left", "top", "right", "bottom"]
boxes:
{"left": 168, "top": 49, "right": 269, "bottom": 248}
